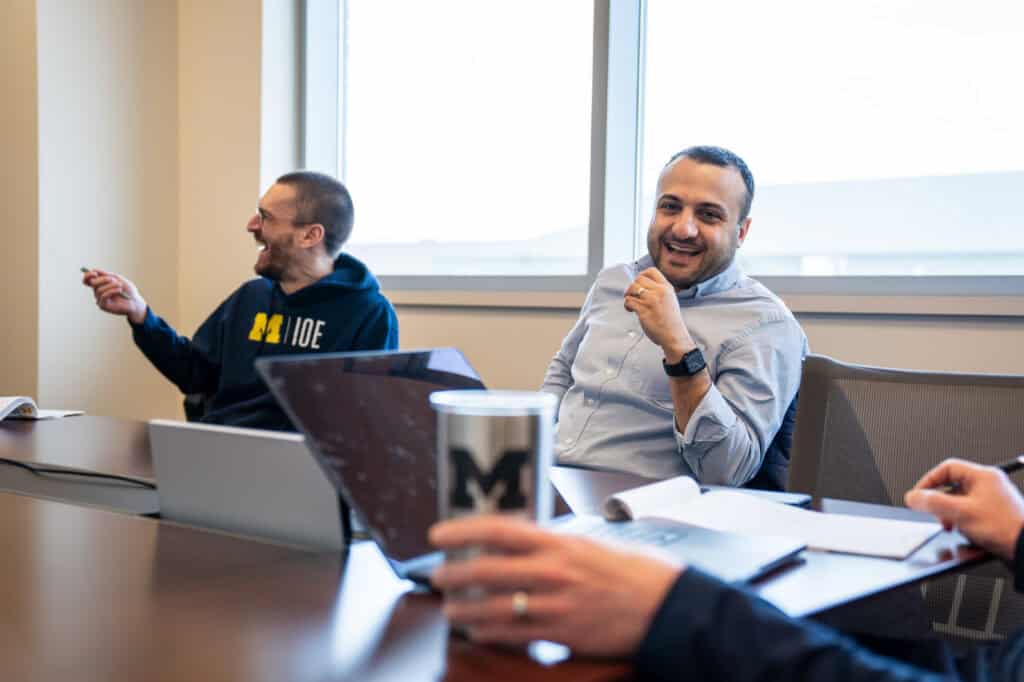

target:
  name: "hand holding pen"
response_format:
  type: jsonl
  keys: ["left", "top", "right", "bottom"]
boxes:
{"left": 81, "top": 267, "right": 148, "bottom": 324}
{"left": 905, "top": 457, "right": 1024, "bottom": 562}
{"left": 929, "top": 455, "right": 1024, "bottom": 495}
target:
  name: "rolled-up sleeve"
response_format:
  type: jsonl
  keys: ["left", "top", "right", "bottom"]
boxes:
{"left": 674, "top": 315, "right": 806, "bottom": 485}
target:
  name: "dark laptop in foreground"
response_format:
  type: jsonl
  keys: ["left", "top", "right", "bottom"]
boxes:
{"left": 257, "top": 348, "right": 806, "bottom": 585}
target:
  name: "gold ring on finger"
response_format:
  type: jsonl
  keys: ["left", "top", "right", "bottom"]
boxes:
{"left": 512, "top": 591, "right": 529, "bottom": 619}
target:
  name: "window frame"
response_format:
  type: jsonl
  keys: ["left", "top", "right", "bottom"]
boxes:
{"left": 303, "top": 0, "right": 1024, "bottom": 314}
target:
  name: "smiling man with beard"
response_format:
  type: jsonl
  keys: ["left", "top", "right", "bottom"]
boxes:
{"left": 82, "top": 171, "right": 398, "bottom": 431}
{"left": 542, "top": 146, "right": 806, "bottom": 488}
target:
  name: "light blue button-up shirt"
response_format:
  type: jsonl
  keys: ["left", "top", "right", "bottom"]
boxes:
{"left": 541, "top": 257, "right": 807, "bottom": 485}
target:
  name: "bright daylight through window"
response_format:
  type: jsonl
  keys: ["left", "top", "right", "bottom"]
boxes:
{"left": 641, "top": 0, "right": 1024, "bottom": 278}
{"left": 339, "top": 1, "right": 594, "bottom": 277}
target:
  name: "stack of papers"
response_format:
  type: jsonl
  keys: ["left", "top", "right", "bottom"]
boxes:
{"left": 0, "top": 396, "right": 84, "bottom": 421}
{"left": 604, "top": 476, "right": 941, "bottom": 559}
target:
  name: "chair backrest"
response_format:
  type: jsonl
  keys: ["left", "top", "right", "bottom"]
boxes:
{"left": 787, "top": 353, "right": 1024, "bottom": 644}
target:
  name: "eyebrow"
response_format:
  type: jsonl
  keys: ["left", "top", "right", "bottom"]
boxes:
{"left": 658, "top": 194, "right": 728, "bottom": 214}
{"left": 696, "top": 201, "right": 727, "bottom": 214}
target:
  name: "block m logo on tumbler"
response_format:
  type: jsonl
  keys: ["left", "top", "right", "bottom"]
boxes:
{"left": 432, "top": 390, "right": 556, "bottom": 523}
{"left": 448, "top": 447, "right": 529, "bottom": 511}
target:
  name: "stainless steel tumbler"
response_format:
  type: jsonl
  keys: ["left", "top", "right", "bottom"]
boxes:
{"left": 431, "top": 390, "right": 557, "bottom": 525}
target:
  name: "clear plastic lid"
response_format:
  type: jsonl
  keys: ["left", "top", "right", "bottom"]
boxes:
{"left": 429, "top": 390, "right": 557, "bottom": 416}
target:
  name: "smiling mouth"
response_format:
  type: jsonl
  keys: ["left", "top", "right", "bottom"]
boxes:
{"left": 664, "top": 241, "right": 702, "bottom": 256}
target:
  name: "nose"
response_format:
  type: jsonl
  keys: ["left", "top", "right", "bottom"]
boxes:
{"left": 246, "top": 214, "right": 260, "bottom": 233}
{"left": 670, "top": 209, "right": 698, "bottom": 240}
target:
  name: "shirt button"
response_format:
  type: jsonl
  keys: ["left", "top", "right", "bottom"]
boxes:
{"left": 564, "top": 438, "right": 575, "bottom": 445}
{"left": 605, "top": 368, "right": 614, "bottom": 376}
{"left": 627, "top": 331, "right": 637, "bottom": 338}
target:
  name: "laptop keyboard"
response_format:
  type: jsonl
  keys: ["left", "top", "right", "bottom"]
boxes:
{"left": 569, "top": 521, "right": 690, "bottom": 548}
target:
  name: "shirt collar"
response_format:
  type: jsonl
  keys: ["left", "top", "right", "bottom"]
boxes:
{"left": 634, "top": 256, "right": 742, "bottom": 300}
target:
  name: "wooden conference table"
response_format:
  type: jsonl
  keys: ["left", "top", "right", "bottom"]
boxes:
{"left": 0, "top": 416, "right": 156, "bottom": 513}
{"left": 0, "top": 417, "right": 990, "bottom": 681}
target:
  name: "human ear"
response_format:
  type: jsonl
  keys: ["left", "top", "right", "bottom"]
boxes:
{"left": 736, "top": 217, "right": 752, "bottom": 245}
{"left": 301, "top": 223, "right": 325, "bottom": 248}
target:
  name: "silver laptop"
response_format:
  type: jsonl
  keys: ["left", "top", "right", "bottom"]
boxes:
{"left": 257, "top": 348, "right": 806, "bottom": 585}
{"left": 150, "top": 419, "right": 344, "bottom": 551}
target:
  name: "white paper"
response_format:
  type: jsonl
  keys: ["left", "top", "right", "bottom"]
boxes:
{"left": 0, "top": 397, "right": 84, "bottom": 421}
{"left": 652, "top": 490, "right": 941, "bottom": 560}
{"left": 0, "top": 396, "right": 37, "bottom": 420}
{"left": 29, "top": 409, "right": 85, "bottom": 420}
{"left": 603, "top": 476, "right": 702, "bottom": 521}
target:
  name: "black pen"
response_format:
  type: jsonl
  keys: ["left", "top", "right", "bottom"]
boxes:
{"left": 933, "top": 454, "right": 1024, "bottom": 494}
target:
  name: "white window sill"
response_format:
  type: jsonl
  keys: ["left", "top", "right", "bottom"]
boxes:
{"left": 387, "top": 288, "right": 1024, "bottom": 317}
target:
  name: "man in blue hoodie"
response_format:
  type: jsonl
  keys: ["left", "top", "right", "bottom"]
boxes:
{"left": 82, "top": 171, "right": 399, "bottom": 431}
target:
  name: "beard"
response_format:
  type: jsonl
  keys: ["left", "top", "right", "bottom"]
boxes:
{"left": 648, "top": 234, "right": 738, "bottom": 291}
{"left": 254, "top": 244, "right": 288, "bottom": 281}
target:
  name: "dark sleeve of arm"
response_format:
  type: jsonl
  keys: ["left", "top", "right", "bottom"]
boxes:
{"left": 130, "top": 307, "right": 221, "bottom": 396}
{"left": 348, "top": 297, "right": 399, "bottom": 351}
{"left": 635, "top": 570, "right": 960, "bottom": 682}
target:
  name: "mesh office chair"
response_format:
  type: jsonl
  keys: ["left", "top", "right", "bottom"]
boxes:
{"left": 787, "top": 354, "right": 1024, "bottom": 645}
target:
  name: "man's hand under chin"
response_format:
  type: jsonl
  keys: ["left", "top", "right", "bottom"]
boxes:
{"left": 623, "top": 267, "right": 693, "bottom": 362}
{"left": 624, "top": 267, "right": 712, "bottom": 428}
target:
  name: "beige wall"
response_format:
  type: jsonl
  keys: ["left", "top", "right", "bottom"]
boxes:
{"left": 396, "top": 305, "right": 577, "bottom": 389}
{"left": 798, "top": 313, "right": 1024, "bottom": 374}
{"left": 0, "top": 0, "right": 39, "bottom": 398}
{"left": 395, "top": 304, "right": 1024, "bottom": 391}
{"left": 34, "top": 0, "right": 180, "bottom": 419}
{"left": 2, "top": 0, "right": 269, "bottom": 420}
{"left": 177, "top": 0, "right": 263, "bottom": 335}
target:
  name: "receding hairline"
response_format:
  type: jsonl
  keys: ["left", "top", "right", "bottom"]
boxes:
{"left": 258, "top": 183, "right": 305, "bottom": 220}
{"left": 663, "top": 146, "right": 755, "bottom": 223}
{"left": 657, "top": 156, "right": 750, "bottom": 220}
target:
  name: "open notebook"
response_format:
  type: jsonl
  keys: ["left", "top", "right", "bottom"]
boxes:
{"left": 0, "top": 397, "right": 83, "bottom": 421}
{"left": 606, "top": 476, "right": 941, "bottom": 560}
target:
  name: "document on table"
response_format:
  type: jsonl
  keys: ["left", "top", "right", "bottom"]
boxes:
{"left": 0, "top": 396, "right": 83, "bottom": 420}
{"left": 604, "top": 476, "right": 942, "bottom": 559}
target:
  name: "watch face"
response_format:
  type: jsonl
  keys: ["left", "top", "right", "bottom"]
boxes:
{"left": 664, "top": 348, "right": 705, "bottom": 377}
{"left": 684, "top": 349, "right": 705, "bottom": 374}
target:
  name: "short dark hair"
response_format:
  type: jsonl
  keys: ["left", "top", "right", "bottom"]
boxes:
{"left": 666, "top": 146, "right": 755, "bottom": 223}
{"left": 275, "top": 170, "right": 354, "bottom": 257}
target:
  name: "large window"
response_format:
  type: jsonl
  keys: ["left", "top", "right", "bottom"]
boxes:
{"left": 640, "top": 0, "right": 1024, "bottom": 283}
{"left": 337, "top": 1, "right": 594, "bottom": 278}
{"left": 308, "top": 1, "right": 1024, "bottom": 299}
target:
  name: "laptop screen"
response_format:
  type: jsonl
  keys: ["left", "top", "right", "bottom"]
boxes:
{"left": 256, "top": 348, "right": 484, "bottom": 561}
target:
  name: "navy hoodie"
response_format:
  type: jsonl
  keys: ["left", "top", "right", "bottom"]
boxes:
{"left": 131, "top": 253, "right": 399, "bottom": 430}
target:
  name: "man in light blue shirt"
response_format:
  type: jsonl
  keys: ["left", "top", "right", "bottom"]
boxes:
{"left": 542, "top": 146, "right": 807, "bottom": 488}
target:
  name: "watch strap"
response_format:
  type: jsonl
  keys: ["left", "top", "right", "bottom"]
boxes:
{"left": 663, "top": 348, "right": 706, "bottom": 377}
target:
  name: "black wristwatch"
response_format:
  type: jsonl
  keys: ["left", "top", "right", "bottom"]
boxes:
{"left": 663, "top": 348, "right": 706, "bottom": 377}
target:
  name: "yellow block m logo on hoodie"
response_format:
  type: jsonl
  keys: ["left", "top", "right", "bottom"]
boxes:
{"left": 248, "top": 313, "right": 283, "bottom": 343}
